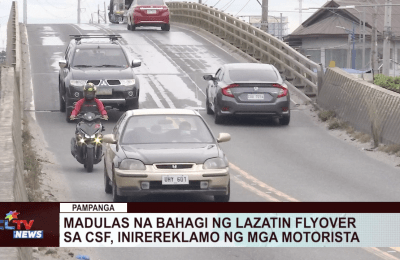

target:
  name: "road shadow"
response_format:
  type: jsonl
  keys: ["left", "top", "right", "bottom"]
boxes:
{"left": 125, "top": 193, "right": 215, "bottom": 202}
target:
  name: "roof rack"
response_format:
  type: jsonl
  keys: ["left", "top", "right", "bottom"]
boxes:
{"left": 69, "top": 35, "right": 122, "bottom": 42}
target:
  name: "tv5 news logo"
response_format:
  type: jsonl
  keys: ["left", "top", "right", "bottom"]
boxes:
{"left": 1, "top": 211, "right": 43, "bottom": 239}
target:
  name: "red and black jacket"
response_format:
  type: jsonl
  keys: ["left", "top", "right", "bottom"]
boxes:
{"left": 70, "top": 98, "right": 108, "bottom": 117}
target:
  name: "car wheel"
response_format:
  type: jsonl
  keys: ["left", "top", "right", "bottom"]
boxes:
{"left": 112, "top": 172, "right": 126, "bottom": 202}
{"left": 127, "top": 23, "right": 131, "bottom": 30}
{"left": 59, "top": 85, "right": 66, "bottom": 112}
{"left": 127, "top": 100, "right": 139, "bottom": 110}
{"left": 214, "top": 181, "right": 230, "bottom": 202}
{"left": 104, "top": 161, "right": 112, "bottom": 194}
{"left": 162, "top": 24, "right": 170, "bottom": 31}
{"left": 279, "top": 114, "right": 290, "bottom": 126}
{"left": 214, "top": 102, "right": 224, "bottom": 124}
{"left": 131, "top": 23, "right": 136, "bottom": 31}
{"left": 66, "top": 107, "right": 73, "bottom": 123}
{"left": 206, "top": 93, "right": 213, "bottom": 115}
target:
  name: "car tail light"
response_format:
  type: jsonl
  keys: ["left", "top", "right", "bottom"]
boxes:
{"left": 222, "top": 84, "right": 239, "bottom": 98}
{"left": 273, "top": 84, "right": 288, "bottom": 98}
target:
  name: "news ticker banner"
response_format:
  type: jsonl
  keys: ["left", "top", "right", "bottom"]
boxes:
{"left": 2, "top": 203, "right": 400, "bottom": 247}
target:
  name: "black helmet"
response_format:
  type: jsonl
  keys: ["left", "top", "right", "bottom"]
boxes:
{"left": 84, "top": 82, "right": 96, "bottom": 100}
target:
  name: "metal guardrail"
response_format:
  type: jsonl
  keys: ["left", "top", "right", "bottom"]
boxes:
{"left": 167, "top": 2, "right": 324, "bottom": 96}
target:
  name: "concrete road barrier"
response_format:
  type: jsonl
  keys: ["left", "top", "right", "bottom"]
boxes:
{"left": 0, "top": 1, "right": 33, "bottom": 259}
{"left": 318, "top": 67, "right": 400, "bottom": 145}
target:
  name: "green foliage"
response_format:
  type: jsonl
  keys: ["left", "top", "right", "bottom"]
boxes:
{"left": 374, "top": 74, "right": 400, "bottom": 91}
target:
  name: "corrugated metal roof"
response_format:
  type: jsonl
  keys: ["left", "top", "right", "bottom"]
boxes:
{"left": 289, "top": 0, "right": 400, "bottom": 39}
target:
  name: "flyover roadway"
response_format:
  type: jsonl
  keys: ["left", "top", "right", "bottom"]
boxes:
{"left": 26, "top": 23, "right": 400, "bottom": 259}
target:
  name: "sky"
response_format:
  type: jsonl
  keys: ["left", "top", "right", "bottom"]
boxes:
{"left": 0, "top": 0, "right": 329, "bottom": 51}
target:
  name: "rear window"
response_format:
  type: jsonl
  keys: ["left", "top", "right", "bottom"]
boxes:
{"left": 137, "top": 0, "right": 164, "bottom": 5}
{"left": 72, "top": 48, "right": 129, "bottom": 68}
{"left": 228, "top": 69, "right": 279, "bottom": 82}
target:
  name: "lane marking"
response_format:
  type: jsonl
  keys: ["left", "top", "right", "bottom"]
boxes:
{"left": 148, "top": 75, "right": 176, "bottom": 108}
{"left": 390, "top": 248, "right": 400, "bottom": 253}
{"left": 24, "top": 25, "right": 36, "bottom": 120}
{"left": 363, "top": 248, "right": 400, "bottom": 260}
{"left": 229, "top": 163, "right": 299, "bottom": 202}
{"left": 143, "top": 34, "right": 206, "bottom": 101}
{"left": 232, "top": 176, "right": 279, "bottom": 202}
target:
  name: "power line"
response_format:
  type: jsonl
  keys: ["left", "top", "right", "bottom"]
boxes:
{"left": 235, "top": 0, "right": 252, "bottom": 16}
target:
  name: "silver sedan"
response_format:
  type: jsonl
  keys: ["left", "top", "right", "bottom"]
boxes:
{"left": 103, "top": 109, "right": 231, "bottom": 202}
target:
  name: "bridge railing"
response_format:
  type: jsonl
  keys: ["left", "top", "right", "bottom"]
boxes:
{"left": 167, "top": 2, "right": 324, "bottom": 96}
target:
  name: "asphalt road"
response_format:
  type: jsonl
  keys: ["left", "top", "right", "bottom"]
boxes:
{"left": 26, "top": 23, "right": 400, "bottom": 259}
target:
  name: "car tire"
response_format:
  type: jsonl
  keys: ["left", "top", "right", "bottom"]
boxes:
{"left": 59, "top": 85, "right": 66, "bottom": 112}
{"left": 279, "top": 114, "right": 290, "bottom": 126}
{"left": 131, "top": 23, "right": 136, "bottom": 31}
{"left": 127, "top": 100, "right": 139, "bottom": 110}
{"left": 127, "top": 23, "right": 131, "bottom": 30}
{"left": 214, "top": 102, "right": 224, "bottom": 124}
{"left": 112, "top": 172, "right": 126, "bottom": 202}
{"left": 214, "top": 181, "right": 230, "bottom": 202}
{"left": 104, "top": 161, "right": 112, "bottom": 194}
{"left": 206, "top": 93, "right": 213, "bottom": 115}
{"left": 162, "top": 24, "right": 170, "bottom": 31}
{"left": 66, "top": 107, "right": 73, "bottom": 123}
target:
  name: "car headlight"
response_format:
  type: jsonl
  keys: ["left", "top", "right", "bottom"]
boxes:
{"left": 70, "top": 80, "right": 87, "bottom": 87}
{"left": 203, "top": 158, "right": 227, "bottom": 169}
{"left": 119, "top": 159, "right": 146, "bottom": 170}
{"left": 120, "top": 79, "right": 135, "bottom": 86}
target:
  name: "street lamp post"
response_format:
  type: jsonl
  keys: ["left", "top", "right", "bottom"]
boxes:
{"left": 337, "top": 25, "right": 356, "bottom": 69}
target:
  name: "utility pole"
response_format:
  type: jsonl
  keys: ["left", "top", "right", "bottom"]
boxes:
{"left": 299, "top": 0, "right": 302, "bottom": 25}
{"left": 78, "top": 0, "right": 81, "bottom": 24}
{"left": 362, "top": 9, "right": 366, "bottom": 70}
{"left": 371, "top": 6, "right": 378, "bottom": 75}
{"left": 199, "top": 0, "right": 202, "bottom": 3}
{"left": 347, "top": 34, "right": 351, "bottom": 68}
{"left": 352, "top": 23, "right": 356, "bottom": 69}
{"left": 383, "top": 0, "right": 392, "bottom": 76}
{"left": 23, "top": 0, "right": 27, "bottom": 24}
{"left": 261, "top": 0, "right": 268, "bottom": 32}
{"left": 98, "top": 4, "right": 100, "bottom": 24}
{"left": 104, "top": 2, "right": 107, "bottom": 23}
{"left": 280, "top": 13, "right": 283, "bottom": 40}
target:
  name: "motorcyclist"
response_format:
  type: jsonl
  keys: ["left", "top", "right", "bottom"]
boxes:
{"left": 70, "top": 82, "right": 109, "bottom": 120}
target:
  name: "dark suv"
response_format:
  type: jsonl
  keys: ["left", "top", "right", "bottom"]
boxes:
{"left": 59, "top": 35, "right": 141, "bottom": 122}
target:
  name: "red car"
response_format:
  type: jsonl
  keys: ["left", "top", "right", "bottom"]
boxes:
{"left": 127, "top": 0, "right": 170, "bottom": 31}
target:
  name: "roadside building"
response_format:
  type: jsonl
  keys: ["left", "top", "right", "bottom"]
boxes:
{"left": 284, "top": 0, "right": 400, "bottom": 76}
{"left": 249, "top": 15, "right": 289, "bottom": 40}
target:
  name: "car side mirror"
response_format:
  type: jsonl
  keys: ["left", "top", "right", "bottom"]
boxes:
{"left": 203, "top": 75, "right": 214, "bottom": 81}
{"left": 103, "top": 134, "right": 117, "bottom": 144}
{"left": 131, "top": 59, "right": 141, "bottom": 68}
{"left": 217, "top": 133, "right": 231, "bottom": 143}
{"left": 59, "top": 60, "right": 67, "bottom": 69}
{"left": 285, "top": 76, "right": 294, "bottom": 81}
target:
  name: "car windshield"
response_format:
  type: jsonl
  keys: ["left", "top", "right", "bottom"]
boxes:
{"left": 137, "top": 0, "right": 164, "bottom": 5}
{"left": 121, "top": 115, "right": 215, "bottom": 144}
{"left": 228, "top": 69, "right": 279, "bottom": 82}
{"left": 72, "top": 48, "right": 129, "bottom": 68}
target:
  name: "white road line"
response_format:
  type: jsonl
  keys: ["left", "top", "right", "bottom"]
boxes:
{"left": 363, "top": 248, "right": 400, "bottom": 260}
{"left": 143, "top": 34, "right": 206, "bottom": 100}
{"left": 24, "top": 25, "right": 36, "bottom": 120}
{"left": 137, "top": 75, "right": 165, "bottom": 108}
{"left": 148, "top": 75, "right": 176, "bottom": 108}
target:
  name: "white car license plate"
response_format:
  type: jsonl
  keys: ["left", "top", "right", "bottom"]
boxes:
{"left": 97, "top": 88, "right": 113, "bottom": 95}
{"left": 147, "top": 10, "right": 156, "bottom": 14}
{"left": 162, "top": 175, "right": 189, "bottom": 185}
{"left": 248, "top": 94, "right": 264, "bottom": 100}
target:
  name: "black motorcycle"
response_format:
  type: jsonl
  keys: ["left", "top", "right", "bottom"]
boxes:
{"left": 70, "top": 112, "right": 105, "bottom": 172}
